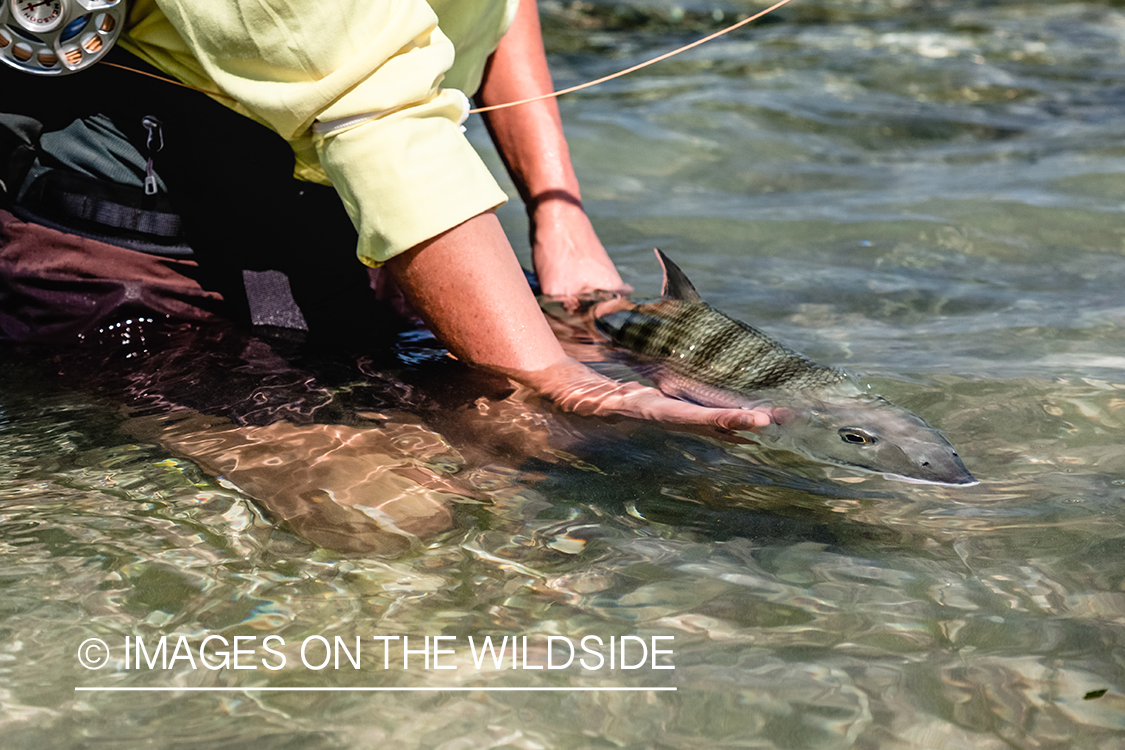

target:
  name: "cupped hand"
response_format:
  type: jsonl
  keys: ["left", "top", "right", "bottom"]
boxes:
{"left": 509, "top": 356, "right": 771, "bottom": 433}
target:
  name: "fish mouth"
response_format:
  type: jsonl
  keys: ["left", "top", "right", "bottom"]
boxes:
{"left": 881, "top": 472, "right": 979, "bottom": 488}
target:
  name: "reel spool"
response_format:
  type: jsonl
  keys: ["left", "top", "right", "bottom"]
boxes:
{"left": 0, "top": 0, "right": 125, "bottom": 76}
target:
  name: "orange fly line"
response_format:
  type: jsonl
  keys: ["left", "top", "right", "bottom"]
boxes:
{"left": 469, "top": 0, "right": 796, "bottom": 114}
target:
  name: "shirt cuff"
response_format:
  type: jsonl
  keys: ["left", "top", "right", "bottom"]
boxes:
{"left": 316, "top": 89, "right": 508, "bottom": 265}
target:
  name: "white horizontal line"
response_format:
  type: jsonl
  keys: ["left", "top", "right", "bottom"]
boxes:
{"left": 75, "top": 686, "right": 676, "bottom": 692}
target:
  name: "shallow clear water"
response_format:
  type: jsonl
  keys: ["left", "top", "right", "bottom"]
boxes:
{"left": 4, "top": 0, "right": 1125, "bottom": 747}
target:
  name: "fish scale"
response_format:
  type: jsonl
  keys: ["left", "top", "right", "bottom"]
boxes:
{"left": 597, "top": 299, "right": 847, "bottom": 396}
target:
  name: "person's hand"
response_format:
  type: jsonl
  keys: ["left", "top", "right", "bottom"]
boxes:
{"left": 510, "top": 356, "right": 771, "bottom": 432}
{"left": 530, "top": 197, "right": 630, "bottom": 300}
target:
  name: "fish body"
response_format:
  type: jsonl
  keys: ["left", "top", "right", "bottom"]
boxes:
{"left": 593, "top": 250, "right": 976, "bottom": 486}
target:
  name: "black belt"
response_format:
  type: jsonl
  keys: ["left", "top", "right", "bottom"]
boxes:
{"left": 18, "top": 167, "right": 189, "bottom": 252}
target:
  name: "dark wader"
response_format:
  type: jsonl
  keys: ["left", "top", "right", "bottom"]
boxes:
{"left": 0, "top": 47, "right": 386, "bottom": 345}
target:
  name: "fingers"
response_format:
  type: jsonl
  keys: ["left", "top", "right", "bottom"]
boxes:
{"left": 513, "top": 359, "right": 770, "bottom": 432}
{"left": 612, "top": 382, "right": 771, "bottom": 431}
{"left": 535, "top": 261, "right": 631, "bottom": 301}
{"left": 710, "top": 406, "right": 772, "bottom": 431}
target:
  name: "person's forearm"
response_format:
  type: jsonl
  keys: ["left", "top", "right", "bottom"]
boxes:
{"left": 475, "top": 0, "right": 580, "bottom": 210}
{"left": 474, "top": 0, "right": 626, "bottom": 298}
{"left": 386, "top": 211, "right": 568, "bottom": 372}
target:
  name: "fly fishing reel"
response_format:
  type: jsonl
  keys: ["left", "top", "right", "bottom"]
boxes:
{"left": 0, "top": 0, "right": 125, "bottom": 76}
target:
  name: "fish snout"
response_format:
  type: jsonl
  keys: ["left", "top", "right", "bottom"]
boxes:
{"left": 888, "top": 440, "right": 977, "bottom": 487}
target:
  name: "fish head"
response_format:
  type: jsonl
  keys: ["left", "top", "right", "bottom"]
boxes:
{"left": 761, "top": 390, "right": 977, "bottom": 486}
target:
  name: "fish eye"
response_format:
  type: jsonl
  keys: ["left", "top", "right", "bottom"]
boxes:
{"left": 839, "top": 427, "right": 878, "bottom": 445}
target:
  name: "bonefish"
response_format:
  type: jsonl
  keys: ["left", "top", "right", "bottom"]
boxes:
{"left": 592, "top": 250, "right": 976, "bottom": 486}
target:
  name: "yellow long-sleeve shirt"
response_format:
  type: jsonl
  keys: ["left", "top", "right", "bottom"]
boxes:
{"left": 119, "top": 0, "right": 518, "bottom": 266}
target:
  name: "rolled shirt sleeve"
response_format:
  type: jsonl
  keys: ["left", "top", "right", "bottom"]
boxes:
{"left": 135, "top": 0, "right": 508, "bottom": 264}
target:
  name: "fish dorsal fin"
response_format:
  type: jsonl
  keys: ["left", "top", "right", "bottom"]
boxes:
{"left": 655, "top": 249, "right": 704, "bottom": 303}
